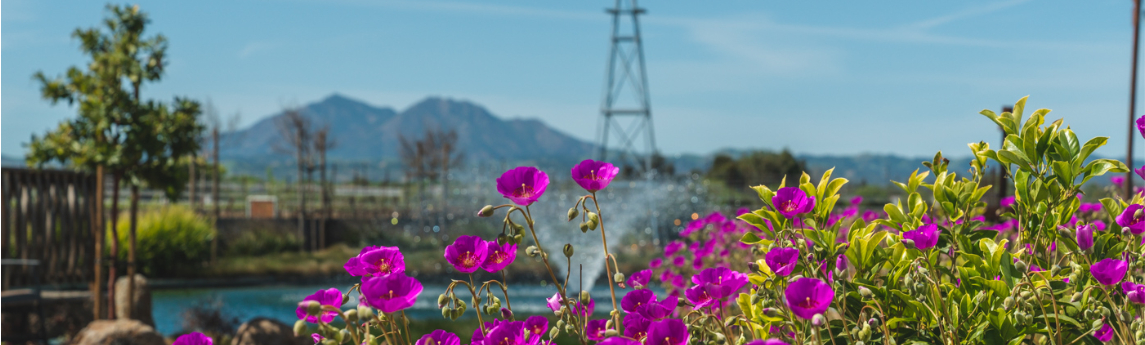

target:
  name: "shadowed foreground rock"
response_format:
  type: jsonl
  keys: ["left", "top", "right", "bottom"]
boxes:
{"left": 231, "top": 317, "right": 309, "bottom": 345}
{"left": 115, "top": 274, "right": 154, "bottom": 327}
{"left": 70, "top": 319, "right": 164, "bottom": 345}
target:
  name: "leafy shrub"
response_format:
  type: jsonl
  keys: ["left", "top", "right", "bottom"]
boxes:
{"left": 114, "top": 205, "right": 214, "bottom": 276}
{"left": 224, "top": 228, "right": 301, "bottom": 257}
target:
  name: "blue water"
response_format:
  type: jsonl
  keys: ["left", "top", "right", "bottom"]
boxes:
{"left": 152, "top": 283, "right": 656, "bottom": 336}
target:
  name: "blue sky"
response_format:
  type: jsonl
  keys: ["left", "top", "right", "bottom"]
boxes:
{"left": 3, "top": 0, "right": 1143, "bottom": 159}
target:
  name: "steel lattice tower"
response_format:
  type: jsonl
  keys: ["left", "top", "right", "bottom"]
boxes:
{"left": 597, "top": 0, "right": 656, "bottom": 176}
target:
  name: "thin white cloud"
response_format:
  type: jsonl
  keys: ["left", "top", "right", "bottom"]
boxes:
{"left": 903, "top": 0, "right": 1033, "bottom": 31}
{"left": 238, "top": 41, "right": 276, "bottom": 59}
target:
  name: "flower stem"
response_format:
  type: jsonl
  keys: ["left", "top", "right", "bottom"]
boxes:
{"left": 589, "top": 193, "right": 622, "bottom": 330}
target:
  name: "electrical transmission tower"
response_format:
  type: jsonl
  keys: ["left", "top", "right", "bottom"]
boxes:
{"left": 597, "top": 0, "right": 657, "bottom": 176}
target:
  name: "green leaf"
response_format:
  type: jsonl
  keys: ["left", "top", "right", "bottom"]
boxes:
{"left": 740, "top": 232, "right": 764, "bottom": 244}
{"left": 1075, "top": 136, "right": 1108, "bottom": 165}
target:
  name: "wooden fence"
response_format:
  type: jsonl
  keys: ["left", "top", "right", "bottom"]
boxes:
{"left": 1, "top": 168, "right": 97, "bottom": 289}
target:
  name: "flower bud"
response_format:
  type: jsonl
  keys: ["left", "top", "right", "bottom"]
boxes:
{"left": 335, "top": 329, "right": 347, "bottom": 344}
{"left": 513, "top": 223, "right": 526, "bottom": 234}
{"left": 605, "top": 329, "right": 619, "bottom": 337}
{"left": 1092, "top": 319, "right": 1104, "bottom": 331}
{"left": 442, "top": 308, "right": 452, "bottom": 319}
{"left": 811, "top": 314, "right": 826, "bottom": 327}
{"left": 1070, "top": 292, "right": 1083, "bottom": 302}
{"left": 306, "top": 300, "right": 322, "bottom": 316}
{"left": 588, "top": 212, "right": 600, "bottom": 223}
{"left": 526, "top": 246, "right": 540, "bottom": 257}
{"left": 901, "top": 239, "right": 916, "bottom": 250}
{"left": 345, "top": 309, "right": 359, "bottom": 323}
{"left": 1002, "top": 296, "right": 1015, "bottom": 310}
{"left": 587, "top": 219, "right": 598, "bottom": 231}
{"left": 478, "top": 205, "right": 495, "bottom": 217}
{"left": 580, "top": 290, "right": 592, "bottom": 305}
{"left": 568, "top": 208, "right": 580, "bottom": 221}
{"left": 549, "top": 327, "right": 560, "bottom": 339}
{"left": 858, "top": 286, "right": 873, "bottom": 298}
{"left": 1014, "top": 260, "right": 1028, "bottom": 273}
{"left": 579, "top": 222, "right": 590, "bottom": 233}
{"left": 501, "top": 307, "right": 513, "bottom": 319}
{"left": 564, "top": 244, "right": 575, "bottom": 258}
{"left": 613, "top": 272, "right": 626, "bottom": 283}
{"left": 438, "top": 294, "right": 450, "bottom": 308}
{"left": 293, "top": 319, "right": 307, "bottom": 336}
{"left": 1050, "top": 265, "right": 1062, "bottom": 276}
{"left": 762, "top": 308, "right": 780, "bottom": 317}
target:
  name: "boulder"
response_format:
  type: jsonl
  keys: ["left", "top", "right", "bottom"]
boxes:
{"left": 231, "top": 317, "right": 309, "bottom": 345}
{"left": 70, "top": 319, "right": 165, "bottom": 345}
{"left": 114, "top": 274, "right": 154, "bottom": 327}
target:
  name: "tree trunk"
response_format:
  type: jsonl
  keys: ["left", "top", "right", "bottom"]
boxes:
{"left": 126, "top": 185, "right": 139, "bottom": 319}
{"left": 212, "top": 128, "right": 220, "bottom": 263}
{"left": 298, "top": 162, "right": 306, "bottom": 253}
{"left": 189, "top": 154, "right": 196, "bottom": 211}
{"left": 107, "top": 174, "right": 121, "bottom": 319}
{"left": 92, "top": 165, "right": 105, "bottom": 320}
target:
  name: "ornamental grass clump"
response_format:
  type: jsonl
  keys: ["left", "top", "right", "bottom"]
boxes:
{"left": 275, "top": 97, "right": 1144, "bottom": 345}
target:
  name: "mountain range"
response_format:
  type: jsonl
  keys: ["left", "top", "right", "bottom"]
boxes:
{"left": 223, "top": 94, "right": 594, "bottom": 163}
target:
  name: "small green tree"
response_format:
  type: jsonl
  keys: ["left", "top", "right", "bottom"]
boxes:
{"left": 27, "top": 4, "right": 202, "bottom": 319}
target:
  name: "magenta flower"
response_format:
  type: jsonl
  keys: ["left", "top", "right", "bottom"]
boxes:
{"left": 692, "top": 267, "right": 747, "bottom": 297}
{"left": 1138, "top": 114, "right": 1145, "bottom": 138}
{"left": 524, "top": 316, "right": 549, "bottom": 336}
{"left": 1093, "top": 323, "right": 1114, "bottom": 342}
{"left": 624, "top": 313, "right": 651, "bottom": 341}
{"left": 902, "top": 224, "right": 940, "bottom": 251}
{"left": 1123, "top": 282, "right": 1145, "bottom": 304}
{"left": 545, "top": 293, "right": 593, "bottom": 317}
{"left": 649, "top": 258, "right": 663, "bottom": 269}
{"left": 311, "top": 334, "right": 323, "bottom": 344}
{"left": 622, "top": 289, "right": 656, "bottom": 313}
{"left": 444, "top": 235, "right": 489, "bottom": 273}
{"left": 746, "top": 340, "right": 791, "bottom": 345}
{"left": 765, "top": 247, "right": 799, "bottom": 277}
{"left": 496, "top": 167, "right": 549, "bottom": 206}
{"left": 173, "top": 332, "right": 213, "bottom": 345}
{"left": 1076, "top": 223, "right": 1094, "bottom": 251}
{"left": 784, "top": 278, "right": 834, "bottom": 320}
{"left": 664, "top": 241, "right": 684, "bottom": 257}
{"left": 1137, "top": 165, "right": 1145, "bottom": 180}
{"left": 772, "top": 187, "right": 815, "bottom": 217}
{"left": 1001, "top": 196, "right": 1015, "bottom": 208}
{"left": 684, "top": 283, "right": 722, "bottom": 309}
{"left": 296, "top": 288, "right": 342, "bottom": 323}
{"left": 586, "top": 319, "right": 609, "bottom": 340}
{"left": 1090, "top": 258, "right": 1128, "bottom": 286}
{"left": 482, "top": 321, "right": 529, "bottom": 345}
{"left": 636, "top": 295, "right": 677, "bottom": 320}
{"left": 361, "top": 273, "right": 423, "bottom": 313}
{"left": 850, "top": 196, "right": 863, "bottom": 205}
{"left": 571, "top": 159, "right": 620, "bottom": 192}
{"left": 835, "top": 254, "right": 848, "bottom": 272}
{"left": 671, "top": 256, "right": 685, "bottom": 267}
{"left": 416, "top": 330, "right": 460, "bottom": 345}
{"left": 628, "top": 269, "right": 652, "bottom": 289}
{"left": 599, "top": 338, "right": 641, "bottom": 345}
{"left": 345, "top": 246, "right": 406, "bottom": 277}
{"left": 1116, "top": 204, "right": 1145, "bottom": 235}
{"left": 481, "top": 241, "right": 517, "bottom": 272}
{"left": 645, "top": 319, "right": 689, "bottom": 345}
{"left": 1113, "top": 175, "right": 1126, "bottom": 186}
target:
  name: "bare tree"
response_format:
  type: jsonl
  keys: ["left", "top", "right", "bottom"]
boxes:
{"left": 313, "top": 126, "right": 336, "bottom": 249}
{"left": 398, "top": 128, "right": 464, "bottom": 227}
{"left": 273, "top": 107, "right": 312, "bottom": 252}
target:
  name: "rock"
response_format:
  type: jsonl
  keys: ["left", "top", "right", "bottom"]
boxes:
{"left": 70, "top": 319, "right": 165, "bottom": 345}
{"left": 231, "top": 317, "right": 309, "bottom": 345}
{"left": 114, "top": 274, "right": 154, "bottom": 327}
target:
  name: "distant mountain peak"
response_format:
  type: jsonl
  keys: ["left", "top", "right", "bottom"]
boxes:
{"left": 221, "top": 93, "right": 594, "bottom": 164}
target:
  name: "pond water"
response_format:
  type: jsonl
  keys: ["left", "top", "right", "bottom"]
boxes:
{"left": 152, "top": 283, "right": 659, "bottom": 336}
